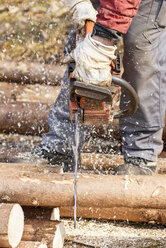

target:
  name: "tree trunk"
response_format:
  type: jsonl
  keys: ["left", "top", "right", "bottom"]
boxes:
{"left": 0, "top": 61, "right": 65, "bottom": 85}
{"left": 22, "top": 219, "right": 65, "bottom": 248}
{"left": 60, "top": 206, "right": 166, "bottom": 224}
{"left": 81, "top": 154, "right": 166, "bottom": 174}
{"left": 23, "top": 205, "right": 166, "bottom": 224}
{"left": 0, "top": 203, "right": 24, "bottom": 248}
{"left": 1, "top": 167, "right": 166, "bottom": 209}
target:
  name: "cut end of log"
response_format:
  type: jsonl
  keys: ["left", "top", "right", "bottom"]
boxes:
{"left": 50, "top": 208, "right": 60, "bottom": 221}
{"left": 53, "top": 223, "right": 65, "bottom": 248}
{"left": 8, "top": 204, "right": 24, "bottom": 248}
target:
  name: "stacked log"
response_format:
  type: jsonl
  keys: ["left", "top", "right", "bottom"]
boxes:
{"left": 1, "top": 162, "right": 166, "bottom": 224}
{"left": 0, "top": 203, "right": 24, "bottom": 248}
{"left": 0, "top": 81, "right": 61, "bottom": 135}
{"left": 0, "top": 202, "right": 65, "bottom": 248}
{"left": 0, "top": 61, "right": 65, "bottom": 85}
{"left": 22, "top": 219, "right": 65, "bottom": 248}
{"left": 81, "top": 153, "right": 166, "bottom": 174}
{"left": 0, "top": 73, "right": 166, "bottom": 142}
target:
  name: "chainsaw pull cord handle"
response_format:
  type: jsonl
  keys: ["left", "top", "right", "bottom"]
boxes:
{"left": 85, "top": 20, "right": 94, "bottom": 34}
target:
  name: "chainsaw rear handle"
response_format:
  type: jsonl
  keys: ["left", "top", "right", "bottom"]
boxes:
{"left": 112, "top": 75, "right": 138, "bottom": 119}
{"left": 85, "top": 20, "right": 94, "bottom": 34}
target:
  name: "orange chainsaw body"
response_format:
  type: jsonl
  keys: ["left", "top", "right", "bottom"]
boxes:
{"left": 69, "top": 21, "right": 121, "bottom": 125}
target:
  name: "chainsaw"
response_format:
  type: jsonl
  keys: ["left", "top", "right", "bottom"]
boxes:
{"left": 69, "top": 22, "right": 138, "bottom": 125}
{"left": 69, "top": 21, "right": 138, "bottom": 228}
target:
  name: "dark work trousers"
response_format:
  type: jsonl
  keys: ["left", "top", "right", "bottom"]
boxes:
{"left": 38, "top": 0, "right": 100, "bottom": 156}
{"left": 120, "top": 0, "right": 166, "bottom": 161}
{"left": 40, "top": 29, "right": 91, "bottom": 156}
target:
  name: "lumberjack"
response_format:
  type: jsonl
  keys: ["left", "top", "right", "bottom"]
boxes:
{"left": 34, "top": 0, "right": 166, "bottom": 175}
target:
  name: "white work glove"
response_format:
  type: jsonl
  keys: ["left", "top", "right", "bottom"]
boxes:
{"left": 61, "top": 0, "right": 97, "bottom": 31}
{"left": 64, "top": 33, "right": 117, "bottom": 87}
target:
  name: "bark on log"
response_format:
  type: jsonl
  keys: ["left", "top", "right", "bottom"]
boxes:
{"left": 23, "top": 207, "right": 52, "bottom": 220}
{"left": 23, "top": 205, "right": 166, "bottom": 224}
{"left": 22, "top": 219, "right": 65, "bottom": 248}
{"left": 23, "top": 206, "right": 60, "bottom": 221}
{"left": 60, "top": 206, "right": 166, "bottom": 224}
{"left": 0, "top": 101, "right": 53, "bottom": 135}
{"left": 0, "top": 61, "right": 65, "bottom": 85}
{"left": 17, "top": 241, "right": 47, "bottom": 248}
{"left": 0, "top": 82, "right": 60, "bottom": 103}
{"left": 0, "top": 203, "right": 24, "bottom": 248}
{"left": 1, "top": 167, "right": 166, "bottom": 209}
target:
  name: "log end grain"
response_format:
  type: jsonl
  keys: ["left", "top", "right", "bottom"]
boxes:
{"left": 53, "top": 222, "right": 65, "bottom": 248}
{"left": 8, "top": 204, "right": 24, "bottom": 248}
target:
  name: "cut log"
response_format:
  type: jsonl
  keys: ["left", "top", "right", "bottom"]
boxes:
{"left": 23, "top": 207, "right": 52, "bottom": 220}
{"left": 0, "top": 101, "right": 53, "bottom": 135}
{"left": 81, "top": 153, "right": 124, "bottom": 171}
{"left": 81, "top": 154, "right": 166, "bottom": 174}
{"left": 60, "top": 206, "right": 166, "bottom": 224}
{"left": 50, "top": 208, "right": 60, "bottom": 221}
{"left": 0, "top": 82, "right": 60, "bottom": 103}
{"left": 0, "top": 61, "right": 65, "bottom": 85}
{"left": 1, "top": 167, "right": 166, "bottom": 209}
{"left": 22, "top": 219, "right": 65, "bottom": 248}
{"left": 17, "top": 241, "right": 47, "bottom": 248}
{"left": 23, "top": 205, "right": 166, "bottom": 224}
{"left": 0, "top": 203, "right": 24, "bottom": 248}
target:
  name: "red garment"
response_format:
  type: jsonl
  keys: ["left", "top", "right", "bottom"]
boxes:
{"left": 97, "top": 0, "right": 142, "bottom": 34}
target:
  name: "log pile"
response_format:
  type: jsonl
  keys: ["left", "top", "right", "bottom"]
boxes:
{"left": 0, "top": 82, "right": 60, "bottom": 135}
{"left": 0, "top": 68, "right": 166, "bottom": 141}
{"left": 0, "top": 203, "right": 65, "bottom": 248}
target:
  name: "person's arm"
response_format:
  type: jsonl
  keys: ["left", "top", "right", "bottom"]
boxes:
{"left": 97, "top": 0, "right": 142, "bottom": 34}
{"left": 61, "top": 0, "right": 97, "bottom": 31}
{"left": 64, "top": 0, "right": 142, "bottom": 88}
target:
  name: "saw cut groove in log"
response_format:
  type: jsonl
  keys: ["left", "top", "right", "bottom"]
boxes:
{"left": 0, "top": 61, "right": 65, "bottom": 85}
{"left": 0, "top": 203, "right": 24, "bottom": 248}
{"left": 22, "top": 219, "right": 65, "bottom": 248}
{"left": 60, "top": 206, "right": 166, "bottom": 224}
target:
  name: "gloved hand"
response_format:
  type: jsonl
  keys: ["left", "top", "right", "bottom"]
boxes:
{"left": 61, "top": 0, "right": 97, "bottom": 31}
{"left": 64, "top": 33, "right": 117, "bottom": 87}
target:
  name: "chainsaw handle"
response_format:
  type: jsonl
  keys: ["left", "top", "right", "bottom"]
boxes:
{"left": 85, "top": 20, "right": 94, "bottom": 35}
{"left": 112, "top": 75, "right": 138, "bottom": 119}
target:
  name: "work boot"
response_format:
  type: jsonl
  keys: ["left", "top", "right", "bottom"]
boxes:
{"left": 114, "top": 157, "right": 157, "bottom": 175}
{"left": 32, "top": 145, "right": 74, "bottom": 172}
